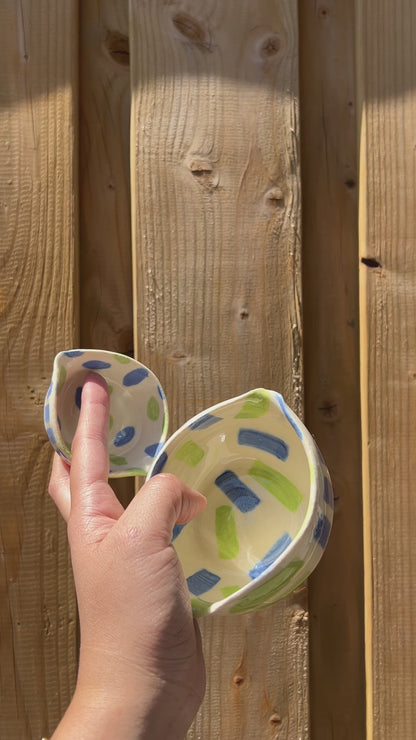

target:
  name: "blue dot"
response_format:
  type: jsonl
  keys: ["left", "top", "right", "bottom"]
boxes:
{"left": 64, "top": 350, "right": 84, "bottom": 357}
{"left": 82, "top": 360, "right": 112, "bottom": 370}
{"left": 123, "top": 367, "right": 149, "bottom": 386}
{"left": 75, "top": 386, "right": 82, "bottom": 410}
{"left": 113, "top": 426, "right": 135, "bottom": 447}
{"left": 145, "top": 442, "right": 164, "bottom": 457}
{"left": 187, "top": 569, "right": 221, "bottom": 596}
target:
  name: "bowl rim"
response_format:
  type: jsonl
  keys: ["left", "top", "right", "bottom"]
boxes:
{"left": 146, "top": 388, "right": 331, "bottom": 615}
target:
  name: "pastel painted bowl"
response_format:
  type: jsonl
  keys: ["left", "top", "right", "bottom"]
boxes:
{"left": 44, "top": 350, "right": 168, "bottom": 477}
{"left": 146, "top": 389, "right": 333, "bottom": 617}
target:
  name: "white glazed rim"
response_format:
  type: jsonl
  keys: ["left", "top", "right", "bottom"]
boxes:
{"left": 147, "top": 389, "right": 328, "bottom": 615}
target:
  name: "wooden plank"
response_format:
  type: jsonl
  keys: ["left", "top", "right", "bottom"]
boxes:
{"left": 356, "top": 1, "right": 416, "bottom": 737}
{"left": 298, "top": 2, "right": 365, "bottom": 737}
{"left": 129, "top": 1, "right": 307, "bottom": 737}
{"left": 79, "top": 0, "right": 134, "bottom": 507}
{"left": 0, "top": 2, "right": 78, "bottom": 738}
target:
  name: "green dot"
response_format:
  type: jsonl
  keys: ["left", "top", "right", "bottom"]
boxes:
{"left": 235, "top": 390, "right": 270, "bottom": 418}
{"left": 114, "top": 354, "right": 131, "bottom": 364}
{"left": 109, "top": 454, "right": 128, "bottom": 466}
{"left": 216, "top": 505, "right": 239, "bottom": 559}
{"left": 147, "top": 396, "right": 160, "bottom": 421}
{"left": 174, "top": 440, "right": 205, "bottom": 467}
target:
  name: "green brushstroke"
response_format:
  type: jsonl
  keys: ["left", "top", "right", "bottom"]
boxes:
{"left": 221, "top": 585, "right": 241, "bottom": 598}
{"left": 175, "top": 441, "right": 205, "bottom": 467}
{"left": 114, "top": 354, "right": 131, "bottom": 364}
{"left": 191, "top": 598, "right": 211, "bottom": 618}
{"left": 109, "top": 454, "right": 128, "bottom": 466}
{"left": 109, "top": 414, "right": 114, "bottom": 430}
{"left": 216, "top": 506, "right": 239, "bottom": 559}
{"left": 147, "top": 396, "right": 160, "bottom": 421}
{"left": 249, "top": 460, "right": 303, "bottom": 511}
{"left": 230, "top": 558, "right": 304, "bottom": 614}
{"left": 235, "top": 390, "right": 270, "bottom": 418}
{"left": 57, "top": 365, "right": 67, "bottom": 394}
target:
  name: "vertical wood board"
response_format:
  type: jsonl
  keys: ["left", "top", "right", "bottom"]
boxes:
{"left": 299, "top": 2, "right": 365, "bottom": 737}
{"left": 0, "top": 1, "right": 78, "bottom": 737}
{"left": 129, "top": 1, "right": 307, "bottom": 737}
{"left": 357, "top": 1, "right": 416, "bottom": 736}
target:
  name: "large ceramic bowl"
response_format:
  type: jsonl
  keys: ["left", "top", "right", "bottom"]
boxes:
{"left": 44, "top": 350, "right": 168, "bottom": 477}
{"left": 147, "top": 389, "right": 333, "bottom": 616}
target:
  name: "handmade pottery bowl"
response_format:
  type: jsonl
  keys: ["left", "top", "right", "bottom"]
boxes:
{"left": 44, "top": 350, "right": 168, "bottom": 477}
{"left": 146, "top": 389, "right": 333, "bottom": 616}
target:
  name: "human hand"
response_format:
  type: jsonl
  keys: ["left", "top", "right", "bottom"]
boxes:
{"left": 49, "top": 374, "right": 207, "bottom": 739}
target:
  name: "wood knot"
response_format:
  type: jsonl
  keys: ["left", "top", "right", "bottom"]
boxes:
{"left": 172, "top": 13, "right": 213, "bottom": 52}
{"left": 233, "top": 674, "right": 245, "bottom": 686}
{"left": 188, "top": 159, "right": 219, "bottom": 190}
{"left": 264, "top": 187, "right": 285, "bottom": 208}
{"left": 269, "top": 713, "right": 282, "bottom": 726}
{"left": 260, "top": 34, "right": 281, "bottom": 59}
{"left": 104, "top": 30, "right": 130, "bottom": 66}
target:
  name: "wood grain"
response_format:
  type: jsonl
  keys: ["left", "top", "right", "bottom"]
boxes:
{"left": 299, "top": 2, "right": 365, "bottom": 737}
{"left": 129, "top": 1, "right": 307, "bottom": 736}
{"left": 356, "top": 1, "right": 416, "bottom": 736}
{"left": 0, "top": 1, "right": 78, "bottom": 737}
{"left": 79, "top": 0, "right": 134, "bottom": 507}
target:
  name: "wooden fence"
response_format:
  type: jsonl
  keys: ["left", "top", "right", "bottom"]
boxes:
{"left": 1, "top": 1, "right": 414, "bottom": 737}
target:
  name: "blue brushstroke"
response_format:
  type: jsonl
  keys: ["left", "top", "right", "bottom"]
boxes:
{"left": 238, "top": 428, "right": 289, "bottom": 461}
{"left": 249, "top": 532, "right": 292, "bottom": 579}
{"left": 323, "top": 477, "right": 333, "bottom": 508}
{"left": 145, "top": 442, "right": 164, "bottom": 458}
{"left": 64, "top": 350, "right": 84, "bottom": 357}
{"left": 172, "top": 523, "right": 186, "bottom": 541}
{"left": 150, "top": 451, "right": 168, "bottom": 476}
{"left": 215, "top": 471, "right": 260, "bottom": 512}
{"left": 187, "top": 569, "right": 221, "bottom": 596}
{"left": 189, "top": 413, "right": 222, "bottom": 430}
{"left": 75, "top": 386, "right": 82, "bottom": 410}
{"left": 276, "top": 394, "right": 303, "bottom": 439}
{"left": 44, "top": 405, "right": 50, "bottom": 424}
{"left": 313, "top": 514, "right": 331, "bottom": 549}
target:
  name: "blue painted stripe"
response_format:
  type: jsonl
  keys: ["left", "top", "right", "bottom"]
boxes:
{"left": 187, "top": 569, "right": 221, "bottom": 596}
{"left": 215, "top": 470, "right": 261, "bottom": 512}
{"left": 238, "top": 428, "right": 289, "bottom": 461}
{"left": 276, "top": 394, "right": 303, "bottom": 439}
{"left": 46, "top": 428, "right": 56, "bottom": 446}
{"left": 157, "top": 384, "right": 165, "bottom": 400}
{"left": 123, "top": 367, "right": 149, "bottom": 386}
{"left": 46, "top": 382, "right": 53, "bottom": 400}
{"left": 249, "top": 532, "right": 292, "bottom": 579}
{"left": 189, "top": 413, "right": 222, "bottom": 431}
{"left": 151, "top": 451, "right": 168, "bottom": 476}
{"left": 323, "top": 477, "right": 334, "bottom": 508}
{"left": 172, "top": 523, "right": 186, "bottom": 541}
{"left": 313, "top": 514, "right": 332, "bottom": 549}
{"left": 82, "top": 360, "right": 112, "bottom": 370}
{"left": 44, "top": 405, "right": 50, "bottom": 424}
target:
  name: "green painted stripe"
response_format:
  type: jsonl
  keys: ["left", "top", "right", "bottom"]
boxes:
{"left": 57, "top": 365, "right": 67, "bottom": 394}
{"left": 175, "top": 440, "right": 205, "bottom": 467}
{"left": 109, "top": 454, "right": 128, "bottom": 466}
{"left": 235, "top": 390, "right": 270, "bottom": 418}
{"left": 230, "top": 558, "right": 304, "bottom": 614}
{"left": 109, "top": 414, "right": 114, "bottom": 430}
{"left": 147, "top": 396, "right": 160, "bottom": 421}
{"left": 215, "top": 505, "right": 239, "bottom": 559}
{"left": 221, "top": 585, "right": 241, "bottom": 598}
{"left": 248, "top": 460, "right": 303, "bottom": 511}
{"left": 191, "top": 597, "right": 211, "bottom": 617}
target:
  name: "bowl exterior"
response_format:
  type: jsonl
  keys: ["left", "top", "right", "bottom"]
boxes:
{"left": 44, "top": 350, "right": 168, "bottom": 477}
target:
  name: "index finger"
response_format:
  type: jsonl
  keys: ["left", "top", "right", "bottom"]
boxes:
{"left": 69, "top": 373, "right": 123, "bottom": 522}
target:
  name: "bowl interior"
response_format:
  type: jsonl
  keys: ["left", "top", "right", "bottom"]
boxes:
{"left": 149, "top": 390, "right": 313, "bottom": 607}
{"left": 51, "top": 351, "right": 167, "bottom": 476}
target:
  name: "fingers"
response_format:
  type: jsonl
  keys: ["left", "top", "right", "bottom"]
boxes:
{"left": 49, "top": 453, "right": 71, "bottom": 521}
{"left": 69, "top": 373, "right": 124, "bottom": 524}
{"left": 120, "top": 473, "right": 206, "bottom": 551}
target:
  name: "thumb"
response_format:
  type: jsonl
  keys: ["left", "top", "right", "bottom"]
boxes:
{"left": 120, "top": 473, "right": 206, "bottom": 551}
